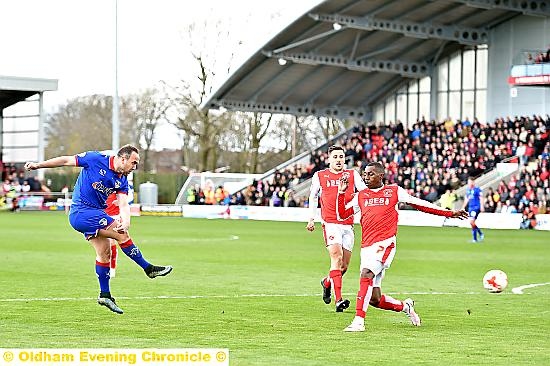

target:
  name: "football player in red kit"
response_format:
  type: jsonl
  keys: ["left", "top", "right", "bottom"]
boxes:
{"left": 307, "top": 145, "right": 366, "bottom": 312}
{"left": 337, "top": 162, "right": 468, "bottom": 331}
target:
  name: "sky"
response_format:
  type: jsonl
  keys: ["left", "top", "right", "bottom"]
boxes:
{"left": 0, "top": 0, "right": 320, "bottom": 150}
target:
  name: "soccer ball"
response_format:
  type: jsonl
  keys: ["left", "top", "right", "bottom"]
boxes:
{"left": 483, "top": 270, "right": 508, "bottom": 293}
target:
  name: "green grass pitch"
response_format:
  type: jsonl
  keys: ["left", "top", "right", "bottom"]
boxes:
{"left": 0, "top": 212, "right": 549, "bottom": 365}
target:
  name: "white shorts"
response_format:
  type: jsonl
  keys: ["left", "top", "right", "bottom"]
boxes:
{"left": 360, "top": 236, "right": 397, "bottom": 287}
{"left": 321, "top": 222, "right": 355, "bottom": 252}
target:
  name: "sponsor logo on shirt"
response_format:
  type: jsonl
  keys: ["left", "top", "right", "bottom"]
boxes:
{"left": 92, "top": 181, "right": 115, "bottom": 195}
{"left": 99, "top": 169, "right": 106, "bottom": 176}
{"left": 325, "top": 179, "right": 342, "bottom": 188}
{"left": 364, "top": 197, "right": 390, "bottom": 206}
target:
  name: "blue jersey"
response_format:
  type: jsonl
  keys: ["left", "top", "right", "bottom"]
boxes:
{"left": 466, "top": 186, "right": 482, "bottom": 211}
{"left": 72, "top": 151, "right": 129, "bottom": 209}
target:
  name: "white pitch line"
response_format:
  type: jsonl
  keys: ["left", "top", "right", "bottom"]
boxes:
{"left": 0, "top": 291, "right": 496, "bottom": 303}
{"left": 511, "top": 282, "right": 550, "bottom": 294}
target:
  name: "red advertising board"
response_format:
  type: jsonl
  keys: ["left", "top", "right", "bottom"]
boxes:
{"left": 508, "top": 75, "right": 550, "bottom": 85}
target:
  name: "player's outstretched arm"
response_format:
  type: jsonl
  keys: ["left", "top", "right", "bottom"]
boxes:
{"left": 398, "top": 186, "right": 468, "bottom": 219}
{"left": 450, "top": 209, "right": 469, "bottom": 219}
{"left": 24, "top": 156, "right": 76, "bottom": 171}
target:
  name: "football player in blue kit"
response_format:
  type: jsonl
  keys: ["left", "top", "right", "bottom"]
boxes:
{"left": 25, "top": 145, "right": 172, "bottom": 314}
{"left": 463, "top": 178, "right": 484, "bottom": 243}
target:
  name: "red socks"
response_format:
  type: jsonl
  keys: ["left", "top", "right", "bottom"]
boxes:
{"left": 110, "top": 243, "right": 117, "bottom": 271}
{"left": 119, "top": 238, "right": 134, "bottom": 248}
{"left": 373, "top": 294, "right": 404, "bottom": 312}
{"left": 329, "top": 270, "right": 343, "bottom": 301}
{"left": 355, "top": 277, "right": 373, "bottom": 318}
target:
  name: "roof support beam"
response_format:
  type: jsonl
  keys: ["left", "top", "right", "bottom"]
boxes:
{"left": 349, "top": 30, "right": 362, "bottom": 59}
{"left": 271, "top": 28, "right": 343, "bottom": 54}
{"left": 213, "top": 99, "right": 370, "bottom": 121}
{"left": 438, "top": 0, "right": 550, "bottom": 17}
{"left": 310, "top": 13, "right": 489, "bottom": 45}
{"left": 263, "top": 51, "right": 430, "bottom": 78}
{"left": 432, "top": 41, "right": 448, "bottom": 65}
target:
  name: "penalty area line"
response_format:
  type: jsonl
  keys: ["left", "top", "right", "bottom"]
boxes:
{"left": 511, "top": 282, "right": 550, "bottom": 294}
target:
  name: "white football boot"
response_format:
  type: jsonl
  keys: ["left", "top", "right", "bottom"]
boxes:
{"left": 403, "top": 298, "right": 421, "bottom": 326}
{"left": 343, "top": 316, "right": 365, "bottom": 332}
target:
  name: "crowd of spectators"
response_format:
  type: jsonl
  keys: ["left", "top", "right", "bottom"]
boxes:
{"left": 7, "top": 113, "right": 546, "bottom": 216}
{"left": 483, "top": 154, "right": 549, "bottom": 229}
{"left": 219, "top": 114, "right": 549, "bottom": 212}
{"left": 526, "top": 48, "right": 550, "bottom": 64}
{"left": 186, "top": 169, "right": 311, "bottom": 208}
{"left": 1, "top": 163, "right": 51, "bottom": 211}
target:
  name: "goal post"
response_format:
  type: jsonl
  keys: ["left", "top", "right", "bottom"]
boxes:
{"left": 175, "top": 172, "right": 263, "bottom": 205}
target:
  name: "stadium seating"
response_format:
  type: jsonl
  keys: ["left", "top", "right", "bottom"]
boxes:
{"left": 231, "top": 114, "right": 549, "bottom": 212}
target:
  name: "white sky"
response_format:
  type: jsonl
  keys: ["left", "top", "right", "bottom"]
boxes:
{"left": 0, "top": 0, "right": 320, "bottom": 150}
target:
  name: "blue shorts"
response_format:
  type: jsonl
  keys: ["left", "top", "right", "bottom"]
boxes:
{"left": 69, "top": 206, "right": 115, "bottom": 240}
{"left": 468, "top": 209, "right": 481, "bottom": 220}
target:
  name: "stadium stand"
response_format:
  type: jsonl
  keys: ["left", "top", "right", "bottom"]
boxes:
{"left": 215, "top": 114, "right": 549, "bottom": 211}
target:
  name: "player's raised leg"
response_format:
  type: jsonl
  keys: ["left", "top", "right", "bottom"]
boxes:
{"left": 98, "top": 228, "right": 172, "bottom": 279}
{"left": 369, "top": 286, "right": 421, "bottom": 326}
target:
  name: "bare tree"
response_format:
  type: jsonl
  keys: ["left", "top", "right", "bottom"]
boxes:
{"left": 165, "top": 57, "right": 231, "bottom": 171}
{"left": 45, "top": 95, "right": 114, "bottom": 157}
{"left": 165, "top": 20, "right": 242, "bottom": 172}
{"left": 317, "top": 116, "right": 345, "bottom": 142}
{"left": 247, "top": 112, "right": 274, "bottom": 173}
{"left": 45, "top": 92, "right": 169, "bottom": 172}
{"left": 122, "top": 88, "right": 168, "bottom": 171}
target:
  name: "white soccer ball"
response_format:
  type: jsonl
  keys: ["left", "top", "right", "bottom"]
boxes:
{"left": 483, "top": 270, "right": 508, "bottom": 293}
